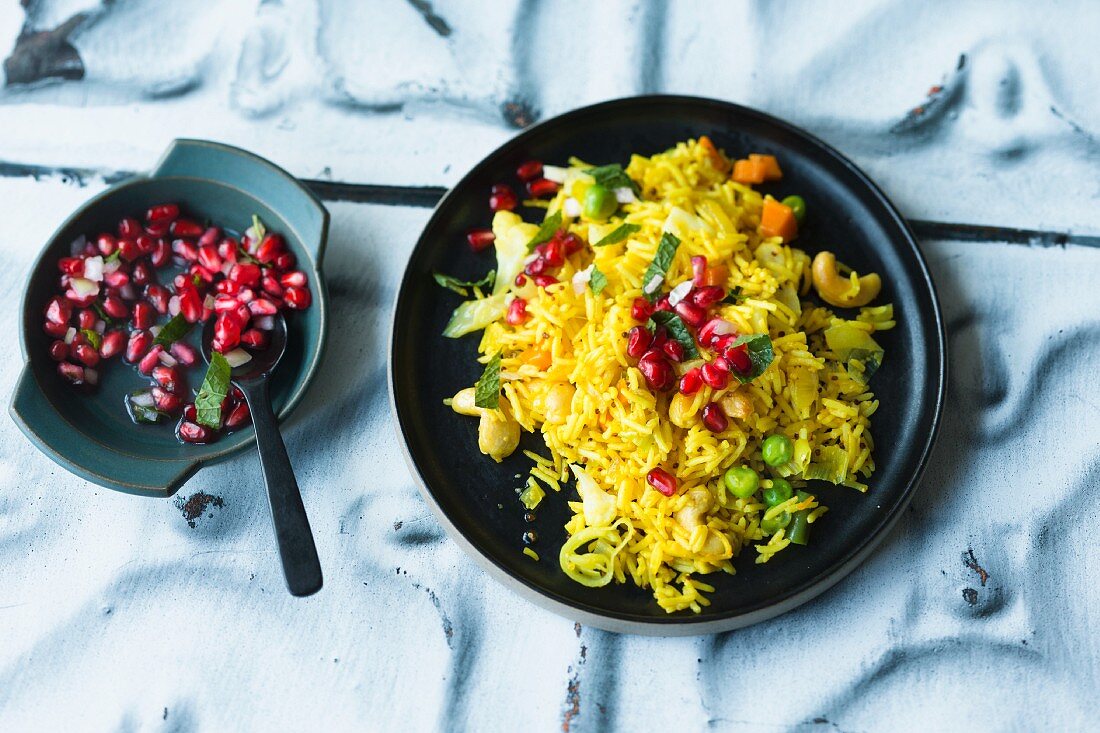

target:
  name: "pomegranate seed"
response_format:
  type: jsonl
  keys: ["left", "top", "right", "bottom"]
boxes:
{"left": 72, "top": 343, "right": 100, "bottom": 368}
{"left": 170, "top": 341, "right": 198, "bottom": 366}
{"left": 57, "top": 361, "right": 85, "bottom": 385}
{"left": 231, "top": 386, "right": 245, "bottom": 401}
{"left": 96, "top": 234, "right": 118, "bottom": 256}
{"left": 516, "top": 160, "right": 543, "bottom": 181}
{"left": 560, "top": 233, "right": 584, "bottom": 255}
{"left": 514, "top": 274, "right": 527, "bottom": 287}
{"left": 526, "top": 178, "right": 559, "bottom": 197}
{"left": 215, "top": 279, "right": 239, "bottom": 295}
{"left": 691, "top": 286, "right": 726, "bottom": 308}
{"left": 43, "top": 320, "right": 69, "bottom": 337}
{"left": 144, "top": 221, "right": 170, "bottom": 238}
{"left": 224, "top": 401, "right": 251, "bottom": 429}
{"left": 698, "top": 318, "right": 734, "bottom": 347}
{"left": 198, "top": 228, "right": 221, "bottom": 248}
{"left": 691, "top": 255, "right": 708, "bottom": 287}
{"left": 196, "top": 245, "right": 221, "bottom": 272}
{"left": 118, "top": 218, "right": 142, "bottom": 238}
{"left": 654, "top": 295, "right": 673, "bottom": 313}
{"left": 178, "top": 421, "right": 211, "bottom": 443}
{"left": 214, "top": 295, "right": 240, "bottom": 312}
{"left": 702, "top": 403, "right": 728, "bottom": 433}
{"left": 631, "top": 297, "right": 655, "bottom": 322}
{"left": 103, "top": 268, "right": 130, "bottom": 290}
{"left": 99, "top": 330, "right": 125, "bottom": 359}
{"left": 679, "top": 367, "right": 703, "bottom": 395}
{"left": 701, "top": 361, "right": 730, "bottom": 390}
{"left": 625, "top": 325, "right": 652, "bottom": 359}
{"left": 466, "top": 227, "right": 496, "bottom": 251}
{"left": 179, "top": 288, "right": 203, "bottom": 322}
{"left": 241, "top": 328, "right": 269, "bottom": 349}
{"left": 646, "top": 468, "right": 678, "bottom": 497}
{"left": 724, "top": 344, "right": 752, "bottom": 375}
{"left": 190, "top": 264, "right": 216, "bottom": 284}
{"left": 49, "top": 340, "right": 69, "bottom": 361}
{"left": 151, "top": 387, "right": 182, "bottom": 414}
{"left": 64, "top": 289, "right": 97, "bottom": 307}
{"left": 138, "top": 345, "right": 163, "bottom": 375}
{"left": 136, "top": 234, "right": 158, "bottom": 255}
{"left": 663, "top": 339, "right": 685, "bottom": 362}
{"left": 506, "top": 297, "right": 528, "bottom": 325}
{"left": 119, "top": 239, "right": 142, "bottom": 262}
{"left": 255, "top": 234, "right": 284, "bottom": 264}
{"left": 131, "top": 261, "right": 153, "bottom": 286}
{"left": 650, "top": 326, "right": 668, "bottom": 351}
{"left": 170, "top": 218, "right": 203, "bottom": 237}
{"left": 532, "top": 275, "right": 557, "bottom": 288}
{"left": 234, "top": 304, "right": 251, "bottom": 324}
{"left": 132, "top": 301, "right": 155, "bottom": 330}
{"left": 126, "top": 330, "right": 151, "bottom": 363}
{"left": 145, "top": 204, "right": 179, "bottom": 223}
{"left": 152, "top": 239, "right": 172, "bottom": 267}
{"left": 274, "top": 252, "right": 296, "bottom": 270}
{"left": 248, "top": 298, "right": 278, "bottom": 316}
{"left": 44, "top": 296, "right": 72, "bottom": 325}
{"left": 261, "top": 275, "right": 284, "bottom": 298}
{"left": 637, "top": 351, "right": 673, "bottom": 391}
{"left": 279, "top": 270, "right": 306, "bottom": 288}
{"left": 101, "top": 296, "right": 128, "bottom": 320}
{"left": 229, "top": 263, "right": 261, "bottom": 287}
{"left": 543, "top": 239, "right": 565, "bottom": 267}
{"left": 145, "top": 285, "right": 170, "bottom": 314}
{"left": 152, "top": 365, "right": 183, "bottom": 393}
{"left": 182, "top": 403, "right": 197, "bottom": 421}
{"left": 524, "top": 256, "right": 548, "bottom": 276}
{"left": 489, "top": 183, "right": 518, "bottom": 212}
{"left": 674, "top": 300, "right": 706, "bottom": 327}
{"left": 58, "top": 257, "right": 84, "bottom": 276}
{"left": 77, "top": 308, "right": 97, "bottom": 330}
{"left": 214, "top": 312, "right": 242, "bottom": 351}
{"left": 171, "top": 239, "right": 199, "bottom": 262}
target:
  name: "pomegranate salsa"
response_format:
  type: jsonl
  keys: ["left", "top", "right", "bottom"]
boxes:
{"left": 43, "top": 204, "right": 312, "bottom": 444}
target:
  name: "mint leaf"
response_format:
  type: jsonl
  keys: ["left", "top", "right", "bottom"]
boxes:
{"left": 592, "top": 222, "right": 640, "bottom": 247}
{"left": 586, "top": 164, "right": 640, "bottom": 195}
{"left": 648, "top": 311, "right": 701, "bottom": 360}
{"left": 474, "top": 352, "right": 502, "bottom": 409}
{"left": 195, "top": 352, "right": 231, "bottom": 429}
{"left": 80, "top": 329, "right": 102, "bottom": 350}
{"left": 721, "top": 287, "right": 743, "bottom": 305}
{"left": 251, "top": 214, "right": 266, "bottom": 241}
{"left": 104, "top": 250, "right": 121, "bottom": 265}
{"left": 641, "top": 232, "right": 680, "bottom": 302}
{"left": 433, "top": 270, "right": 496, "bottom": 297}
{"left": 589, "top": 266, "right": 608, "bottom": 295}
{"left": 526, "top": 211, "right": 562, "bottom": 252}
{"left": 152, "top": 314, "right": 194, "bottom": 348}
{"left": 731, "top": 334, "right": 774, "bottom": 383}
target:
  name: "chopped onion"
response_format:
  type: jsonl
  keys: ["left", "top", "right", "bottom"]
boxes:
{"left": 84, "top": 368, "right": 98, "bottom": 386}
{"left": 69, "top": 277, "right": 99, "bottom": 297}
{"left": 221, "top": 261, "right": 234, "bottom": 277}
{"left": 254, "top": 315, "right": 274, "bottom": 331}
{"left": 149, "top": 325, "right": 161, "bottom": 337}
{"left": 119, "top": 284, "right": 136, "bottom": 301}
{"left": 667, "top": 280, "right": 694, "bottom": 307}
{"left": 572, "top": 265, "right": 594, "bottom": 294}
{"left": 614, "top": 187, "right": 636, "bottom": 204}
{"left": 644, "top": 274, "right": 664, "bottom": 295}
{"left": 203, "top": 294, "right": 216, "bottom": 310}
{"left": 94, "top": 320, "right": 106, "bottom": 334}
{"left": 69, "top": 235, "right": 86, "bottom": 256}
{"left": 83, "top": 256, "right": 104, "bottom": 282}
{"left": 563, "top": 197, "right": 582, "bottom": 218}
{"left": 64, "top": 327, "right": 76, "bottom": 344}
{"left": 542, "top": 165, "right": 567, "bottom": 183}
{"left": 103, "top": 257, "right": 121, "bottom": 274}
{"left": 158, "top": 351, "right": 177, "bottom": 367}
{"left": 523, "top": 253, "right": 539, "bottom": 267}
{"left": 224, "top": 348, "right": 252, "bottom": 368}
{"left": 168, "top": 296, "right": 181, "bottom": 316}
{"left": 130, "top": 390, "right": 155, "bottom": 408}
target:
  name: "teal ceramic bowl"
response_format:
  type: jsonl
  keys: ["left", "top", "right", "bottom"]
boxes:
{"left": 9, "top": 139, "right": 329, "bottom": 497}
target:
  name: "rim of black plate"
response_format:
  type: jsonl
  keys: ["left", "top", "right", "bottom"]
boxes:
{"left": 388, "top": 94, "right": 948, "bottom": 634}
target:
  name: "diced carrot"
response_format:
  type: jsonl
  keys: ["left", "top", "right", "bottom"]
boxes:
{"left": 519, "top": 347, "right": 553, "bottom": 371}
{"left": 702, "top": 264, "right": 729, "bottom": 287}
{"left": 731, "top": 159, "right": 764, "bottom": 185}
{"left": 759, "top": 197, "right": 798, "bottom": 241}
{"left": 749, "top": 154, "right": 783, "bottom": 181}
{"left": 698, "top": 135, "right": 729, "bottom": 172}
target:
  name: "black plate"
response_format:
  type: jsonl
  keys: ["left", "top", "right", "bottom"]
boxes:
{"left": 389, "top": 96, "right": 946, "bottom": 634}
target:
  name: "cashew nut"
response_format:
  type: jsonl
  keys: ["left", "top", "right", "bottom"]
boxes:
{"left": 544, "top": 383, "right": 575, "bottom": 424}
{"left": 718, "top": 389, "right": 754, "bottom": 420}
{"left": 811, "top": 251, "right": 881, "bottom": 308}
{"left": 450, "top": 387, "right": 521, "bottom": 462}
{"left": 674, "top": 488, "right": 714, "bottom": 530}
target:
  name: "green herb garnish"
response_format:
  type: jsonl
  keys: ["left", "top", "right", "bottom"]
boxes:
{"left": 721, "top": 287, "right": 743, "bottom": 305}
{"left": 104, "top": 250, "right": 121, "bottom": 265}
{"left": 152, "top": 314, "right": 194, "bottom": 348}
{"left": 731, "top": 334, "right": 774, "bottom": 383}
{"left": 641, "top": 232, "right": 680, "bottom": 302}
{"left": 195, "top": 351, "right": 231, "bottom": 429}
{"left": 80, "top": 329, "right": 102, "bottom": 350}
{"left": 586, "top": 164, "right": 640, "bottom": 195}
{"left": 592, "top": 222, "right": 640, "bottom": 247}
{"left": 588, "top": 266, "right": 608, "bottom": 295}
{"left": 92, "top": 301, "right": 122, "bottom": 326}
{"left": 526, "top": 211, "right": 562, "bottom": 252}
{"left": 847, "top": 348, "right": 882, "bottom": 381}
{"left": 648, "top": 311, "right": 701, "bottom": 360}
{"left": 474, "top": 352, "right": 502, "bottom": 410}
{"left": 251, "top": 214, "right": 267, "bottom": 241}
{"left": 433, "top": 270, "right": 496, "bottom": 297}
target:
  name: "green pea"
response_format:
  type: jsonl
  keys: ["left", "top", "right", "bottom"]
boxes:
{"left": 723, "top": 466, "right": 759, "bottom": 499}
{"left": 760, "top": 511, "right": 791, "bottom": 535}
{"left": 583, "top": 184, "right": 618, "bottom": 220}
{"left": 781, "top": 195, "right": 806, "bottom": 222}
{"left": 761, "top": 434, "right": 794, "bottom": 467}
{"left": 762, "top": 478, "right": 793, "bottom": 507}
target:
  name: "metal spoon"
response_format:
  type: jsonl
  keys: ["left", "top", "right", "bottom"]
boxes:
{"left": 201, "top": 314, "right": 322, "bottom": 597}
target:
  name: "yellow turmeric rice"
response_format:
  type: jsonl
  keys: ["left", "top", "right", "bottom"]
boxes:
{"left": 442, "top": 137, "right": 894, "bottom": 613}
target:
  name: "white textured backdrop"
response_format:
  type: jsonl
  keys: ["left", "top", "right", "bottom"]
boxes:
{"left": 1, "top": 2, "right": 1098, "bottom": 731}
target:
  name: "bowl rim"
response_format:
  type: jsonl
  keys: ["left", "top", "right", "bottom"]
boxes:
{"left": 389, "top": 94, "right": 947, "bottom": 634}
{"left": 13, "top": 169, "right": 329, "bottom": 493}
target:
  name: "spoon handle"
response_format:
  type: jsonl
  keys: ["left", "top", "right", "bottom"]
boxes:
{"left": 239, "top": 379, "right": 323, "bottom": 597}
